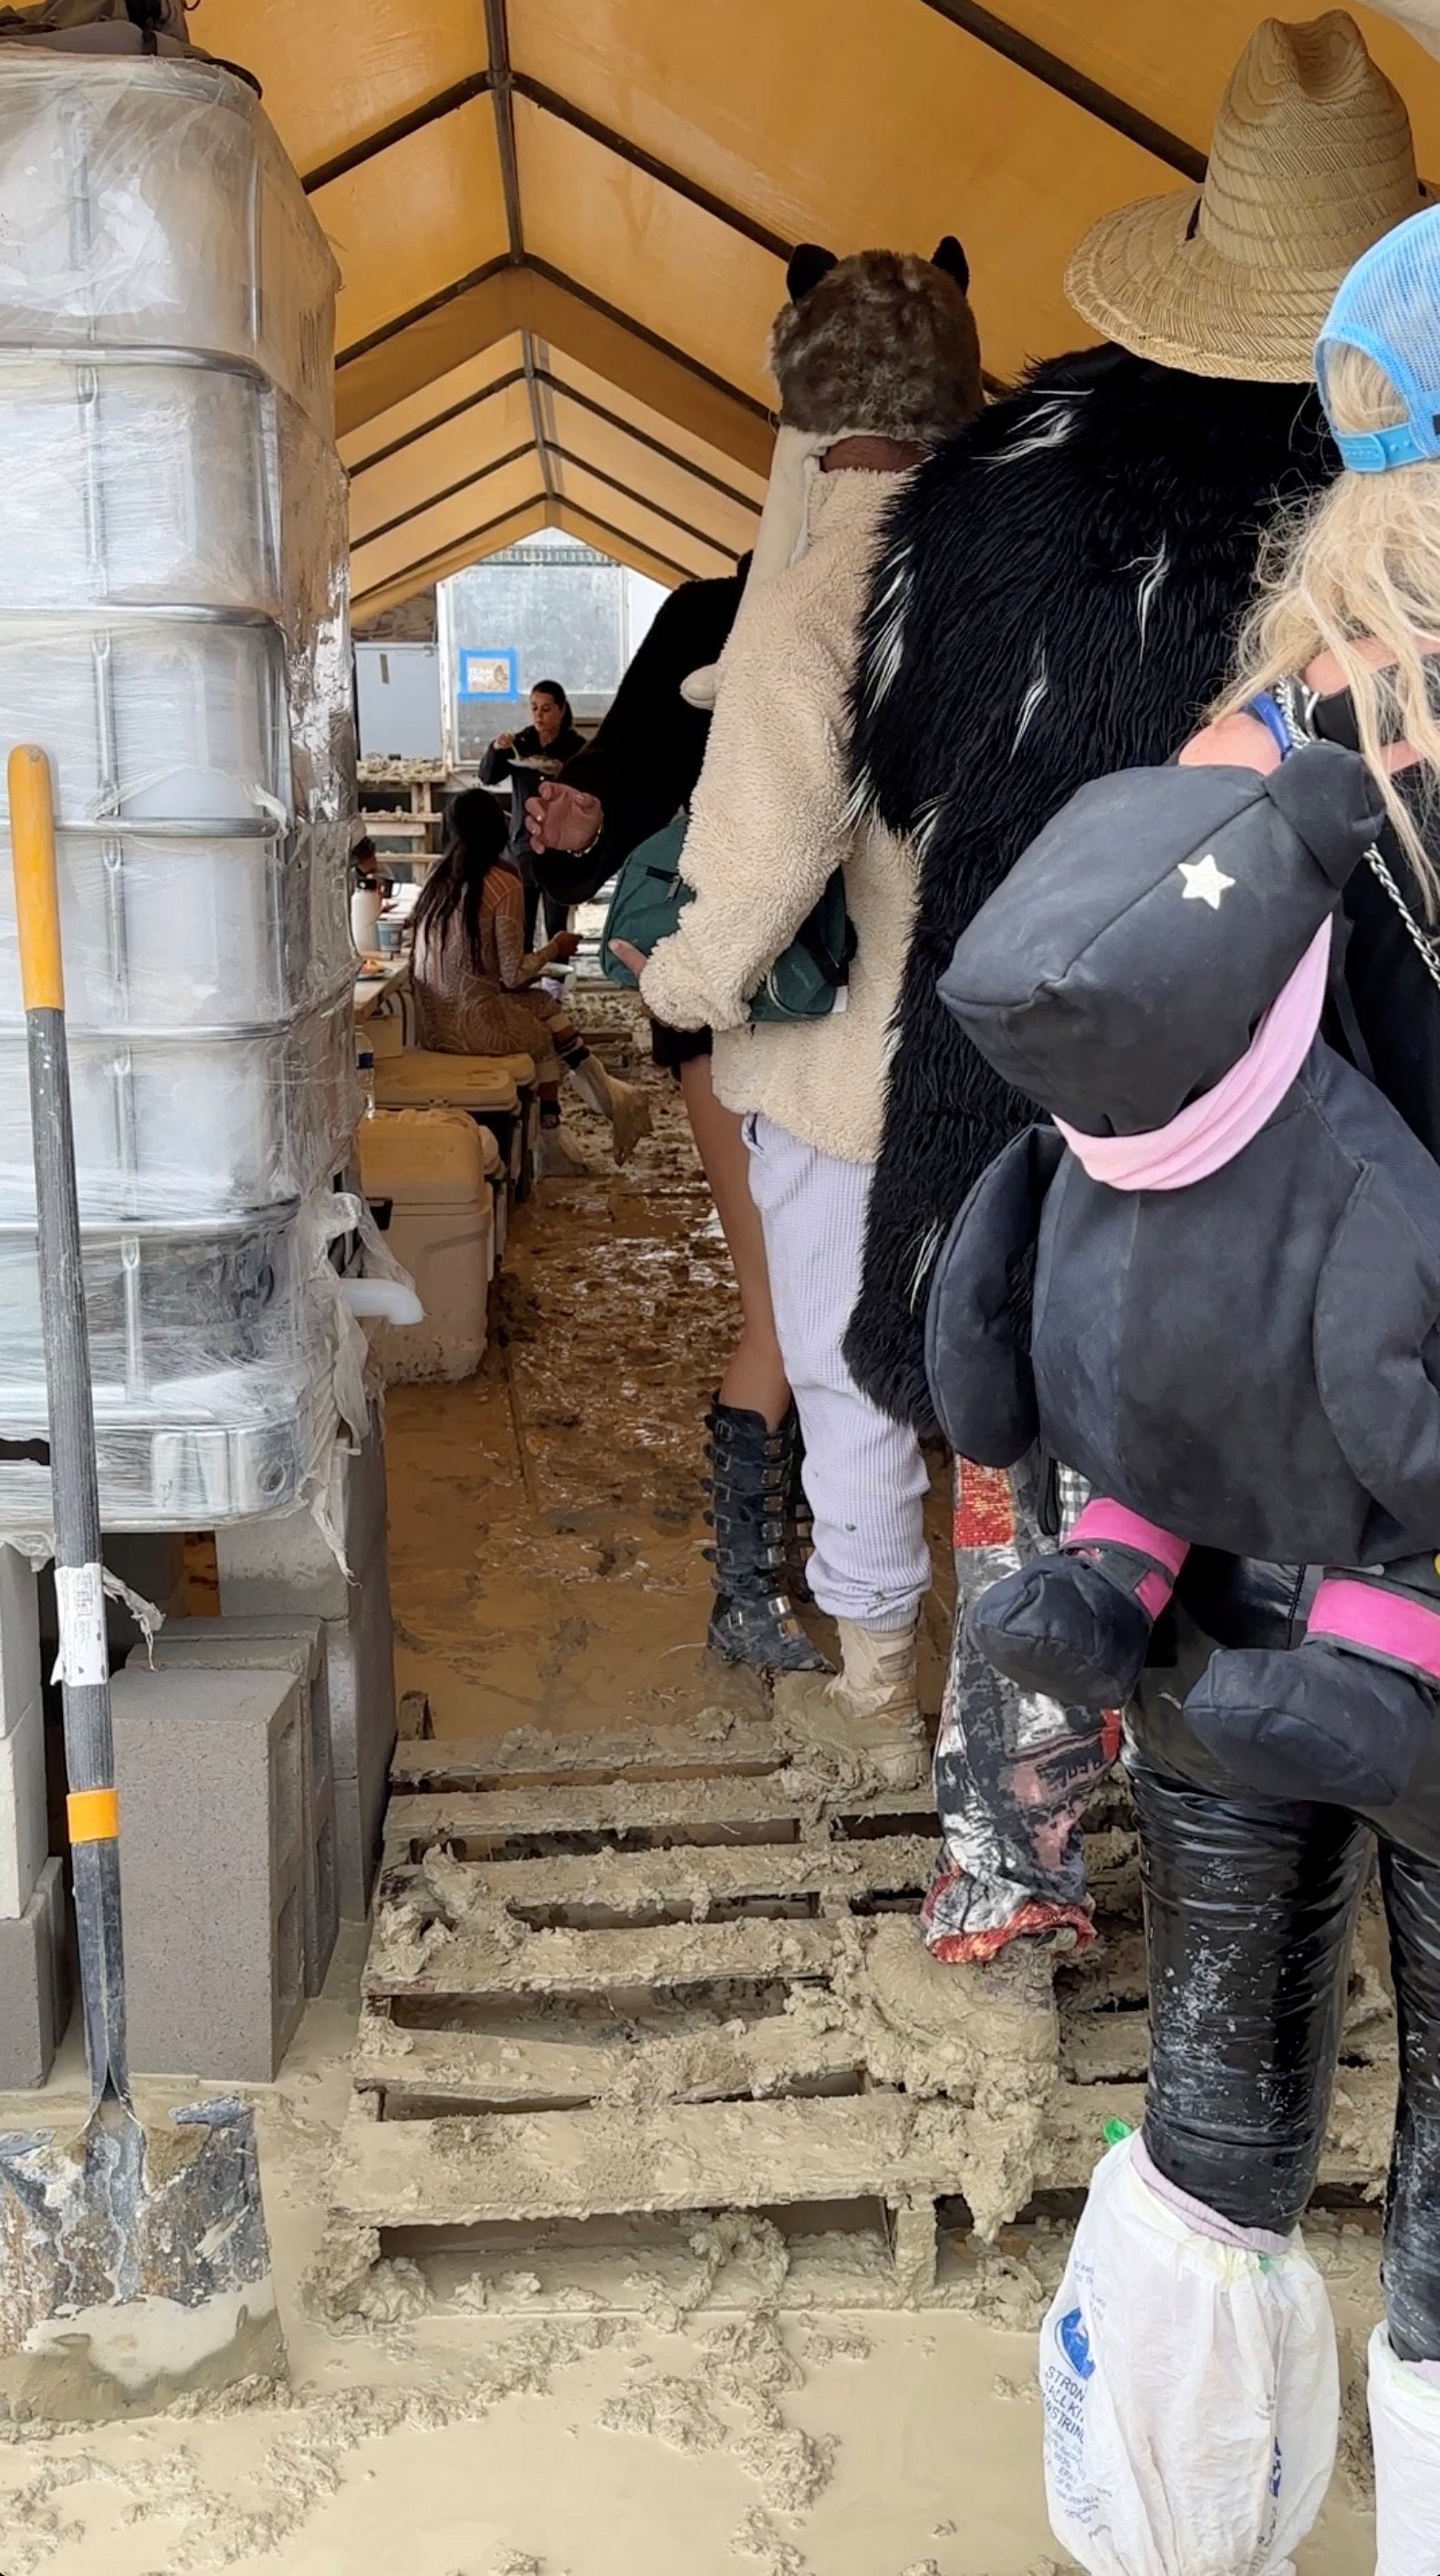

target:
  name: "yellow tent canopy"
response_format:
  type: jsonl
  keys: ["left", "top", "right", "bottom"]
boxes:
{"left": 192, "top": 0, "right": 1440, "bottom": 618}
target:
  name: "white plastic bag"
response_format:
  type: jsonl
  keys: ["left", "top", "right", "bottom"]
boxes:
{"left": 1040, "top": 2137, "right": 1338, "bottom": 2576}
{"left": 1371, "top": 2321, "right": 1440, "bottom": 2576}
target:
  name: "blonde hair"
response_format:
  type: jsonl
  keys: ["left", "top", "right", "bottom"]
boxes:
{"left": 1220, "top": 342, "right": 1440, "bottom": 915}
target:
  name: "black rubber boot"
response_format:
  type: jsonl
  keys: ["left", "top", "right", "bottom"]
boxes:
{"left": 969, "top": 1549, "right": 1157, "bottom": 1710}
{"left": 704, "top": 1399, "right": 832, "bottom": 1675}
{"left": 1186, "top": 1639, "right": 1437, "bottom": 1808}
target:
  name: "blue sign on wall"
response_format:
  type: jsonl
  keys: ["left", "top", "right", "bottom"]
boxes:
{"left": 457, "top": 647, "right": 518, "bottom": 700}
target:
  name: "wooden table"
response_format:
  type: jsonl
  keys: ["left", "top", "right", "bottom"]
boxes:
{"left": 354, "top": 955, "right": 410, "bottom": 1022}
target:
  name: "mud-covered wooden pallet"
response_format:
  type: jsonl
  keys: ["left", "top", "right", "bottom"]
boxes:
{"left": 325, "top": 1702, "right": 1398, "bottom": 2309}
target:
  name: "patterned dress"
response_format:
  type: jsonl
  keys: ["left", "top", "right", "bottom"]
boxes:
{"left": 412, "top": 866, "right": 569, "bottom": 1073}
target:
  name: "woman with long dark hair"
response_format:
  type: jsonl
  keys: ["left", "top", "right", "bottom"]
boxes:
{"left": 412, "top": 788, "right": 651, "bottom": 1166}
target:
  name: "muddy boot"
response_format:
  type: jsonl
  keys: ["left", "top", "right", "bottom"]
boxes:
{"left": 704, "top": 1399, "right": 831, "bottom": 1675}
{"left": 777, "top": 1618, "right": 926, "bottom": 1789}
{"left": 567, "top": 1052, "right": 652, "bottom": 1166}
{"left": 536, "top": 1115, "right": 590, "bottom": 1178}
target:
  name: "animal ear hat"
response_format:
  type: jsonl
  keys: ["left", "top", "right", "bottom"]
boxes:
{"left": 681, "top": 238, "right": 982, "bottom": 707}
{"left": 1067, "top": 11, "right": 1424, "bottom": 382}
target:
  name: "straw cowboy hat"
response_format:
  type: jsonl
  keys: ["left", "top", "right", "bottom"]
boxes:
{"left": 1067, "top": 12, "right": 1425, "bottom": 381}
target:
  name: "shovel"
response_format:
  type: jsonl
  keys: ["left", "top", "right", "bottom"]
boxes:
{"left": 0, "top": 746, "right": 286, "bottom": 2424}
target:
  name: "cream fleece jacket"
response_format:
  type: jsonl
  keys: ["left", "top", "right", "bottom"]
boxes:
{"left": 640, "top": 469, "right": 917, "bottom": 1165}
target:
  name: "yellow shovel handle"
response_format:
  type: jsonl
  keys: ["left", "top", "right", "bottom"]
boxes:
{"left": 8, "top": 746, "right": 63, "bottom": 1013}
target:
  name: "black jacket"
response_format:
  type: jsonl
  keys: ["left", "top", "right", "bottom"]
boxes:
{"left": 843, "top": 346, "right": 1336, "bottom": 1433}
{"left": 536, "top": 569, "right": 745, "bottom": 907}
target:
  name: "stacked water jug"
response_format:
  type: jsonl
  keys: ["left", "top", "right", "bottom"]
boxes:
{"left": 0, "top": 51, "right": 361, "bottom": 1527}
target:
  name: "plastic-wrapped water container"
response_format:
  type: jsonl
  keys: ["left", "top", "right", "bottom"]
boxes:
{"left": 0, "top": 609, "right": 288, "bottom": 824}
{"left": 0, "top": 987, "right": 359, "bottom": 1222}
{"left": 0, "top": 1193, "right": 365, "bottom": 1527}
{"left": 0, "top": 818, "right": 353, "bottom": 1030}
{"left": 0, "top": 351, "right": 344, "bottom": 625}
{"left": 0, "top": 56, "right": 338, "bottom": 434}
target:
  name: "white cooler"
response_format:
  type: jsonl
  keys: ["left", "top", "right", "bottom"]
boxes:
{"left": 358, "top": 1110, "right": 495, "bottom": 1383}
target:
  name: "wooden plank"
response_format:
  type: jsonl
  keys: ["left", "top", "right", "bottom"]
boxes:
{"left": 330, "top": 2091, "right": 979, "bottom": 2226}
{"left": 364, "top": 1912, "right": 840, "bottom": 2003}
{"left": 381, "top": 1836, "right": 937, "bottom": 1919}
{"left": 382, "top": 1773, "right": 927, "bottom": 1857}
{"left": 353, "top": 2009, "right": 865, "bottom": 2109}
{"left": 391, "top": 1715, "right": 777, "bottom": 1793}
{"left": 331, "top": 2061, "right": 1397, "bottom": 2233}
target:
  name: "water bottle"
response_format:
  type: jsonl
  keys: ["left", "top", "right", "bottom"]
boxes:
{"left": 357, "top": 1042, "right": 375, "bottom": 1121}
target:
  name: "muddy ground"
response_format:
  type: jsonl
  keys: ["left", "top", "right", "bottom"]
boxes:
{"left": 0, "top": 1036, "right": 1391, "bottom": 2572}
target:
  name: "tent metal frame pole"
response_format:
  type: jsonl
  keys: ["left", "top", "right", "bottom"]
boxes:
{"left": 354, "top": 442, "right": 537, "bottom": 550}
{"left": 918, "top": 0, "right": 1205, "bottom": 179}
{"left": 534, "top": 373, "right": 758, "bottom": 510}
{"left": 353, "top": 496, "right": 551, "bottom": 612}
{"left": 337, "top": 254, "right": 516, "bottom": 371}
{"left": 302, "top": 72, "right": 494, "bottom": 193}
{"left": 348, "top": 368, "right": 529, "bottom": 476}
{"left": 510, "top": 73, "right": 794, "bottom": 260}
{"left": 547, "top": 443, "right": 739, "bottom": 560}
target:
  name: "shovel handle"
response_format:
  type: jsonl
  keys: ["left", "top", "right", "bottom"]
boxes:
{"left": 9, "top": 747, "right": 64, "bottom": 1013}
{"left": 9, "top": 744, "right": 130, "bottom": 2109}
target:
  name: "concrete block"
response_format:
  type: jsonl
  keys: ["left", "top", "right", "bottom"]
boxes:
{"left": 215, "top": 1415, "right": 389, "bottom": 1620}
{"left": 328, "top": 1524, "right": 397, "bottom": 1920}
{"left": 0, "top": 1696, "right": 47, "bottom": 1922}
{"left": 0, "top": 1857, "right": 68, "bottom": 2089}
{"left": 0, "top": 1545, "right": 40, "bottom": 1741}
{"left": 141, "top": 1617, "right": 337, "bottom": 1995}
{"left": 111, "top": 1664, "right": 307, "bottom": 2082}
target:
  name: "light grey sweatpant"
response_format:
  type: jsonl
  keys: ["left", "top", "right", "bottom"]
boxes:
{"left": 744, "top": 1111, "right": 930, "bottom": 1633}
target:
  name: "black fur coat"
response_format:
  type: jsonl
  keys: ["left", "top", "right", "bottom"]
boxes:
{"left": 843, "top": 343, "right": 1335, "bottom": 1432}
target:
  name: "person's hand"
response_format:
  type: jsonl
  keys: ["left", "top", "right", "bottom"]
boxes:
{"left": 608, "top": 937, "right": 649, "bottom": 980}
{"left": 494, "top": 729, "right": 516, "bottom": 753}
{"left": 551, "top": 930, "right": 582, "bottom": 961}
{"left": 527, "top": 780, "right": 602, "bottom": 855}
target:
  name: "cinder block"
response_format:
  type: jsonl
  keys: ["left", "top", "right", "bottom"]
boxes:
{"left": 0, "top": 1858, "right": 68, "bottom": 2089}
{"left": 215, "top": 1415, "right": 389, "bottom": 1620}
{"left": 111, "top": 1664, "right": 307, "bottom": 2082}
{"left": 328, "top": 1524, "right": 397, "bottom": 1919}
{"left": 0, "top": 1545, "right": 40, "bottom": 1741}
{"left": 0, "top": 1697, "right": 47, "bottom": 1922}
{"left": 141, "top": 1616, "right": 338, "bottom": 1995}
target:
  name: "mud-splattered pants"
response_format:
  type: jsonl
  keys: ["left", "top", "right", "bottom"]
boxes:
{"left": 743, "top": 1113, "right": 930, "bottom": 1633}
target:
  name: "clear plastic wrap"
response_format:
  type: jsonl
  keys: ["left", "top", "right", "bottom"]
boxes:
{"left": 0, "top": 352, "right": 334, "bottom": 614}
{"left": 0, "top": 1190, "right": 383, "bottom": 1529}
{"left": 0, "top": 49, "right": 363, "bottom": 1536}
{"left": 0, "top": 56, "right": 337, "bottom": 434}
{"left": 0, "top": 986, "right": 359, "bottom": 1223}
{"left": 0, "top": 819, "right": 352, "bottom": 1029}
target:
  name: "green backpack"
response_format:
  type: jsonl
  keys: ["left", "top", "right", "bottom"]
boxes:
{"left": 600, "top": 813, "right": 856, "bottom": 1023}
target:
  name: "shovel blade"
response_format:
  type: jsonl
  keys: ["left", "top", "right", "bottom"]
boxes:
{"left": 0, "top": 2097, "right": 286, "bottom": 2423}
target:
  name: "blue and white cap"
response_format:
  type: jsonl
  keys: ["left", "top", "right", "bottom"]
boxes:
{"left": 1316, "top": 199, "right": 1440, "bottom": 473}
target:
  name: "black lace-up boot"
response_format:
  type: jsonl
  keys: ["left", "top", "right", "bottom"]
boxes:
{"left": 704, "top": 1399, "right": 832, "bottom": 1675}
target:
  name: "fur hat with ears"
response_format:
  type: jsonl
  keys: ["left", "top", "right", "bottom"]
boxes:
{"left": 768, "top": 238, "right": 984, "bottom": 445}
{"left": 679, "top": 238, "right": 983, "bottom": 708}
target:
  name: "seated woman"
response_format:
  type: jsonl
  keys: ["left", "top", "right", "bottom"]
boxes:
{"left": 411, "top": 789, "right": 650, "bottom": 1168}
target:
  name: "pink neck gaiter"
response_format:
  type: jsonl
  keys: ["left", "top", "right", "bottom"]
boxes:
{"left": 1054, "top": 919, "right": 1332, "bottom": 1193}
